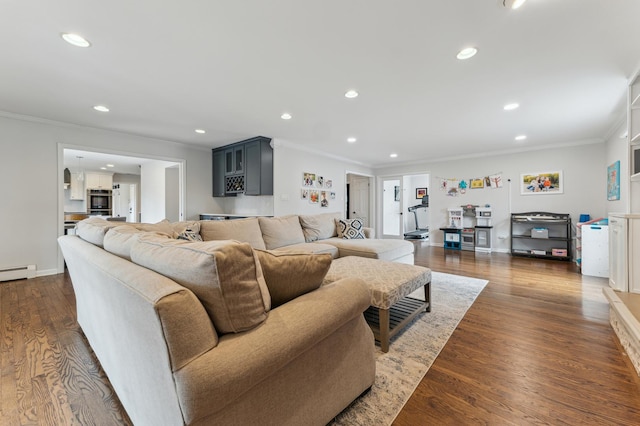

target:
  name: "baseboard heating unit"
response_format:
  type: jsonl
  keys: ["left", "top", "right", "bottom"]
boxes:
{"left": 0, "top": 264, "right": 36, "bottom": 282}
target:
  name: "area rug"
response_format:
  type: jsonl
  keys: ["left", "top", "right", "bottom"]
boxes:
{"left": 329, "top": 271, "right": 489, "bottom": 425}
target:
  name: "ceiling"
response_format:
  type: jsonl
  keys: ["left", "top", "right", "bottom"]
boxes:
{"left": 3, "top": 0, "right": 640, "bottom": 167}
{"left": 63, "top": 149, "right": 147, "bottom": 175}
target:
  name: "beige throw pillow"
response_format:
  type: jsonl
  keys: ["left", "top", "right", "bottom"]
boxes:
{"left": 298, "top": 212, "right": 341, "bottom": 242}
{"left": 199, "top": 218, "right": 267, "bottom": 250}
{"left": 258, "top": 215, "right": 306, "bottom": 250}
{"left": 255, "top": 250, "right": 332, "bottom": 308}
{"left": 131, "top": 236, "right": 271, "bottom": 334}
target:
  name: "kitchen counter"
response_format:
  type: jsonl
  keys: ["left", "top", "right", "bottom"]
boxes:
{"left": 200, "top": 213, "right": 272, "bottom": 220}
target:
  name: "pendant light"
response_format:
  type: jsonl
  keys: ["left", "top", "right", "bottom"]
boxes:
{"left": 76, "top": 156, "right": 84, "bottom": 181}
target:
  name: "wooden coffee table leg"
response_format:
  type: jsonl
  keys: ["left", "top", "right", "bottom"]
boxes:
{"left": 379, "top": 308, "right": 390, "bottom": 353}
{"left": 424, "top": 282, "right": 431, "bottom": 312}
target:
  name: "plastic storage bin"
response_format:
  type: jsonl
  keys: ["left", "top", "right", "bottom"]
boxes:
{"left": 531, "top": 228, "right": 548, "bottom": 238}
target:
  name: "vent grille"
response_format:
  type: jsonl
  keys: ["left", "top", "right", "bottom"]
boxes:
{"left": 0, "top": 265, "right": 36, "bottom": 282}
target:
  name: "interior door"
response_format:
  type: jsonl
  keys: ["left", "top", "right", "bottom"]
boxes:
{"left": 350, "top": 176, "right": 370, "bottom": 227}
{"left": 381, "top": 177, "right": 403, "bottom": 239}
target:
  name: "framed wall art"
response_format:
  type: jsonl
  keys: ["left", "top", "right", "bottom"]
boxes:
{"left": 520, "top": 171, "right": 563, "bottom": 195}
{"left": 607, "top": 160, "right": 620, "bottom": 201}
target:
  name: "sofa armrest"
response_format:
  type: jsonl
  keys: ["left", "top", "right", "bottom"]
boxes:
{"left": 173, "top": 277, "right": 371, "bottom": 424}
{"left": 364, "top": 227, "right": 375, "bottom": 238}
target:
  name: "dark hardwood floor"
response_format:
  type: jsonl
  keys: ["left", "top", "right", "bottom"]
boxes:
{"left": 396, "top": 242, "right": 640, "bottom": 425}
{"left": 1, "top": 244, "right": 639, "bottom": 425}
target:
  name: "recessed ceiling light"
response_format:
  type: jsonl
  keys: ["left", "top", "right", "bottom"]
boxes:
{"left": 345, "top": 90, "right": 359, "bottom": 99}
{"left": 93, "top": 105, "right": 109, "bottom": 112}
{"left": 106, "top": 164, "right": 114, "bottom": 168}
{"left": 504, "top": 0, "right": 527, "bottom": 10}
{"left": 100, "top": 167, "right": 107, "bottom": 170}
{"left": 281, "top": 113, "right": 292, "bottom": 120}
{"left": 390, "top": 153, "right": 398, "bottom": 158}
{"left": 347, "top": 137, "right": 357, "bottom": 143}
{"left": 504, "top": 103, "right": 519, "bottom": 111}
{"left": 61, "top": 33, "right": 91, "bottom": 48}
{"left": 515, "top": 135, "right": 527, "bottom": 141}
{"left": 456, "top": 47, "right": 477, "bottom": 60}
{"left": 195, "top": 129, "right": 206, "bottom": 134}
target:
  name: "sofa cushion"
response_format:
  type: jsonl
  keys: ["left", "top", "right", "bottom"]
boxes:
{"left": 134, "top": 219, "right": 175, "bottom": 236}
{"left": 104, "top": 225, "right": 171, "bottom": 260}
{"left": 258, "top": 215, "right": 306, "bottom": 250}
{"left": 322, "top": 238, "right": 415, "bottom": 262}
{"left": 298, "top": 212, "right": 341, "bottom": 242}
{"left": 76, "top": 217, "right": 119, "bottom": 247}
{"left": 273, "top": 242, "right": 339, "bottom": 258}
{"left": 255, "top": 250, "right": 332, "bottom": 308}
{"left": 131, "top": 236, "right": 271, "bottom": 334}
{"left": 336, "top": 218, "right": 366, "bottom": 239}
{"left": 199, "top": 218, "right": 267, "bottom": 250}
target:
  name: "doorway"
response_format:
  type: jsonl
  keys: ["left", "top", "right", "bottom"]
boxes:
{"left": 380, "top": 176, "right": 403, "bottom": 239}
{"left": 379, "top": 172, "right": 430, "bottom": 240}
{"left": 58, "top": 144, "right": 186, "bottom": 272}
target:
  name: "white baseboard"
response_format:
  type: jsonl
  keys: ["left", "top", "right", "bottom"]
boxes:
{"left": 36, "top": 268, "right": 60, "bottom": 277}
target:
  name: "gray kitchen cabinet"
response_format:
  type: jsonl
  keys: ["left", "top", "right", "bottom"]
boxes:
{"left": 245, "top": 137, "right": 273, "bottom": 196}
{"left": 212, "top": 149, "right": 226, "bottom": 197}
{"left": 211, "top": 136, "right": 273, "bottom": 197}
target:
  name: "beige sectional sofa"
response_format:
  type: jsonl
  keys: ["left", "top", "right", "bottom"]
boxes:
{"left": 199, "top": 212, "right": 415, "bottom": 264}
{"left": 61, "top": 214, "right": 418, "bottom": 426}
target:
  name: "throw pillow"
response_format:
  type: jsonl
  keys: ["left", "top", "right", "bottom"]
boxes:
{"left": 298, "top": 212, "right": 342, "bottom": 242}
{"left": 130, "top": 236, "right": 271, "bottom": 334}
{"left": 199, "top": 218, "right": 267, "bottom": 250}
{"left": 258, "top": 215, "right": 306, "bottom": 250}
{"left": 176, "top": 227, "right": 203, "bottom": 242}
{"left": 254, "top": 250, "right": 332, "bottom": 308}
{"left": 336, "top": 218, "right": 366, "bottom": 239}
{"left": 172, "top": 221, "right": 201, "bottom": 239}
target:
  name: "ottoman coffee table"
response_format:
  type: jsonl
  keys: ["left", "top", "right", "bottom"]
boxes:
{"left": 323, "top": 256, "right": 431, "bottom": 352}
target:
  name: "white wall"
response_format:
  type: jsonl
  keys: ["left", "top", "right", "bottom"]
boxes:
{"left": 222, "top": 193, "right": 274, "bottom": 216}
{"left": 140, "top": 162, "right": 167, "bottom": 223}
{"left": 272, "top": 140, "right": 373, "bottom": 217}
{"left": 375, "top": 142, "right": 608, "bottom": 253}
{"left": 0, "top": 114, "right": 223, "bottom": 275}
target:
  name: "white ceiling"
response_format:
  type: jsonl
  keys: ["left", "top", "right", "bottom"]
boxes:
{"left": 63, "top": 149, "right": 147, "bottom": 175}
{"left": 3, "top": 0, "right": 640, "bottom": 167}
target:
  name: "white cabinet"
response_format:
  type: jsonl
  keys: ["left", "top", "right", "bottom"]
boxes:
{"left": 69, "top": 173, "right": 85, "bottom": 200}
{"left": 581, "top": 224, "right": 609, "bottom": 278}
{"left": 609, "top": 214, "right": 640, "bottom": 292}
{"left": 85, "top": 173, "right": 113, "bottom": 190}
